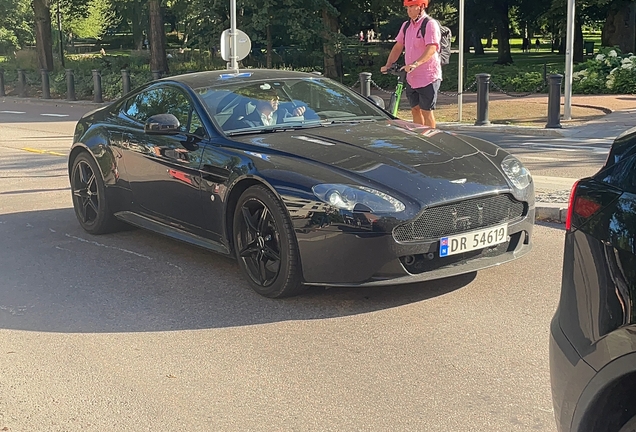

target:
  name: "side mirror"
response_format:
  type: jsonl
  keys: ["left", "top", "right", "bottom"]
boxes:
{"left": 367, "top": 95, "right": 386, "bottom": 110}
{"left": 145, "top": 114, "right": 180, "bottom": 135}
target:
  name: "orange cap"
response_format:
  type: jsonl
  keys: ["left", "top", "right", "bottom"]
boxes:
{"left": 404, "top": 0, "right": 428, "bottom": 6}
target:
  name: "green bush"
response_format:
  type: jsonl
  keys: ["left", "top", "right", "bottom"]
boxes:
{"left": 0, "top": 28, "right": 19, "bottom": 54}
{"left": 572, "top": 47, "right": 636, "bottom": 94}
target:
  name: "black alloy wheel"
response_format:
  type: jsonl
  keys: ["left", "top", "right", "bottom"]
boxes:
{"left": 233, "top": 185, "right": 304, "bottom": 298}
{"left": 70, "top": 152, "right": 118, "bottom": 234}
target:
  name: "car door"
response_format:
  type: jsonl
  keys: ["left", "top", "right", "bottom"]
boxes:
{"left": 120, "top": 85, "right": 207, "bottom": 230}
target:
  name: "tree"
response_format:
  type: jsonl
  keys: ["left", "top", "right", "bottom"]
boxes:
{"left": 493, "top": 0, "right": 513, "bottom": 64}
{"left": 65, "top": 0, "right": 118, "bottom": 40}
{"left": 602, "top": 0, "right": 636, "bottom": 53}
{"left": 149, "top": 0, "right": 168, "bottom": 73}
{"left": 32, "top": 0, "right": 54, "bottom": 70}
{"left": 0, "top": 0, "right": 33, "bottom": 53}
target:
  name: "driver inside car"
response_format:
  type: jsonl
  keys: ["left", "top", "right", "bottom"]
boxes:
{"left": 226, "top": 83, "right": 306, "bottom": 129}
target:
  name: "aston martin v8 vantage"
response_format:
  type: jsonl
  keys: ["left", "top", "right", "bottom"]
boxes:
{"left": 68, "top": 69, "right": 534, "bottom": 297}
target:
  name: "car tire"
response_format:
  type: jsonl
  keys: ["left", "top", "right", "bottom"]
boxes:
{"left": 70, "top": 152, "right": 120, "bottom": 235}
{"left": 233, "top": 185, "right": 304, "bottom": 298}
{"left": 619, "top": 415, "right": 636, "bottom": 432}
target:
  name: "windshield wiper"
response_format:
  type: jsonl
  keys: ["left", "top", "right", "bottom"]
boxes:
{"left": 226, "top": 123, "right": 322, "bottom": 136}
{"left": 321, "top": 117, "right": 379, "bottom": 125}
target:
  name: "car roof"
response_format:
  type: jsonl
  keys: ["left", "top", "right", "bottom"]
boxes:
{"left": 161, "top": 69, "right": 322, "bottom": 90}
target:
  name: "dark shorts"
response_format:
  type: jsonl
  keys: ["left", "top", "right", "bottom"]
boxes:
{"left": 405, "top": 80, "right": 441, "bottom": 111}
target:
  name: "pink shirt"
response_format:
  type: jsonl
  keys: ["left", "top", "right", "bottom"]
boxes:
{"left": 395, "top": 14, "right": 442, "bottom": 88}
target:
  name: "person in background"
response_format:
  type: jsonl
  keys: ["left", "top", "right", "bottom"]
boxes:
{"left": 380, "top": 0, "right": 442, "bottom": 128}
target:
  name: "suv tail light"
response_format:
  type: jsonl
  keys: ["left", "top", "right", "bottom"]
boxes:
{"left": 565, "top": 180, "right": 603, "bottom": 231}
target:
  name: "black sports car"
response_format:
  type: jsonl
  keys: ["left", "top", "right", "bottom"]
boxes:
{"left": 68, "top": 69, "right": 534, "bottom": 297}
{"left": 550, "top": 127, "right": 636, "bottom": 432}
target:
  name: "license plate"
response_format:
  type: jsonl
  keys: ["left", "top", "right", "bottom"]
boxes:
{"left": 439, "top": 224, "right": 508, "bottom": 257}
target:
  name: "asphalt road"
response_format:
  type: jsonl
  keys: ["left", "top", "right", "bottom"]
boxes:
{"left": 0, "top": 99, "right": 584, "bottom": 431}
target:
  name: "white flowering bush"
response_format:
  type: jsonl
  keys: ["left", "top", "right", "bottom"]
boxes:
{"left": 573, "top": 47, "right": 636, "bottom": 94}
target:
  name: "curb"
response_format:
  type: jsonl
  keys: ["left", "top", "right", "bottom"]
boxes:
{"left": 535, "top": 203, "right": 568, "bottom": 223}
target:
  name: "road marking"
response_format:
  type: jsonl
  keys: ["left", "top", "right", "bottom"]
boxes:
{"left": 21, "top": 147, "right": 66, "bottom": 157}
{"left": 514, "top": 143, "right": 609, "bottom": 154}
{"left": 65, "top": 233, "right": 153, "bottom": 260}
{"left": 40, "top": 113, "right": 70, "bottom": 117}
{"left": 22, "top": 147, "right": 46, "bottom": 154}
{"left": 520, "top": 156, "right": 582, "bottom": 162}
{"left": 0, "top": 110, "right": 26, "bottom": 114}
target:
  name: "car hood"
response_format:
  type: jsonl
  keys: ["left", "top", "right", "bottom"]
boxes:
{"left": 233, "top": 120, "right": 512, "bottom": 205}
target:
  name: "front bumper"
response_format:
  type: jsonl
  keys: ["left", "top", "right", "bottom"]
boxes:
{"left": 296, "top": 212, "right": 534, "bottom": 286}
{"left": 549, "top": 314, "right": 596, "bottom": 432}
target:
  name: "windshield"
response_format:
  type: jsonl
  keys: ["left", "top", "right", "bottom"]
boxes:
{"left": 195, "top": 77, "right": 389, "bottom": 135}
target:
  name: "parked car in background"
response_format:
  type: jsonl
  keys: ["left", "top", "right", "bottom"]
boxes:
{"left": 68, "top": 69, "right": 535, "bottom": 298}
{"left": 550, "top": 127, "right": 636, "bottom": 432}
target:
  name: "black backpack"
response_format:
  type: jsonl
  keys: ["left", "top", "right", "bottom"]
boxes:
{"left": 402, "top": 17, "right": 452, "bottom": 66}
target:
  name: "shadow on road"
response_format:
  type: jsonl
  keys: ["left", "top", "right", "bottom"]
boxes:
{"left": 0, "top": 208, "right": 476, "bottom": 333}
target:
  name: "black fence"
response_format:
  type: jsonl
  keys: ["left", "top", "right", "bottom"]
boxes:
{"left": 0, "top": 68, "right": 163, "bottom": 102}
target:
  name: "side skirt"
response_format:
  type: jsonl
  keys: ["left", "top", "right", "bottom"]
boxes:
{"left": 115, "top": 211, "right": 231, "bottom": 256}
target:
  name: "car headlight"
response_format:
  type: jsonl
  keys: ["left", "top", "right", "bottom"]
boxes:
{"left": 501, "top": 155, "right": 531, "bottom": 189}
{"left": 312, "top": 184, "right": 405, "bottom": 213}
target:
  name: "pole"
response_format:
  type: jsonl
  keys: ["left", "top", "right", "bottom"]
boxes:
{"left": 359, "top": 72, "right": 371, "bottom": 97}
{"left": 41, "top": 69, "right": 51, "bottom": 99}
{"left": 57, "top": 0, "right": 65, "bottom": 68}
{"left": 230, "top": 0, "right": 238, "bottom": 72}
{"left": 475, "top": 74, "right": 491, "bottom": 126}
{"left": 546, "top": 74, "right": 563, "bottom": 128}
{"left": 564, "top": 0, "right": 575, "bottom": 120}
{"left": 458, "top": 0, "right": 465, "bottom": 122}
{"left": 122, "top": 69, "right": 131, "bottom": 95}
{"left": 66, "top": 69, "right": 76, "bottom": 101}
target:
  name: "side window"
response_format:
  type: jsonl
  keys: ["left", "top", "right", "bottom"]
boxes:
{"left": 123, "top": 86, "right": 193, "bottom": 133}
{"left": 124, "top": 91, "right": 155, "bottom": 122}
{"left": 189, "top": 111, "right": 205, "bottom": 135}
{"left": 601, "top": 155, "right": 636, "bottom": 193}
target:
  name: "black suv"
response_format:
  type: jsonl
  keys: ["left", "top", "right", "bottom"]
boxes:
{"left": 550, "top": 127, "right": 636, "bottom": 432}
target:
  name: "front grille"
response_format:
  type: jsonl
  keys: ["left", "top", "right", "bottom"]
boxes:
{"left": 393, "top": 194, "right": 525, "bottom": 243}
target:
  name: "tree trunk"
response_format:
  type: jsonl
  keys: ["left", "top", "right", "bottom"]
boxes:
{"left": 494, "top": 2, "right": 513, "bottom": 65}
{"left": 574, "top": 17, "right": 584, "bottom": 63}
{"left": 486, "top": 33, "right": 492, "bottom": 48}
{"left": 602, "top": 1, "right": 636, "bottom": 53}
{"left": 322, "top": 7, "right": 340, "bottom": 79}
{"left": 266, "top": 24, "right": 272, "bottom": 69}
{"left": 132, "top": 0, "right": 143, "bottom": 50}
{"left": 149, "top": 0, "right": 168, "bottom": 73}
{"left": 32, "top": 0, "right": 54, "bottom": 71}
{"left": 474, "top": 33, "right": 485, "bottom": 55}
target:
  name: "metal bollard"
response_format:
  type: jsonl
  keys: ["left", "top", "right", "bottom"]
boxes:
{"left": 359, "top": 72, "right": 372, "bottom": 97}
{"left": 545, "top": 74, "right": 563, "bottom": 129}
{"left": 0, "top": 69, "right": 5, "bottom": 97}
{"left": 92, "top": 69, "right": 103, "bottom": 103}
{"left": 41, "top": 69, "right": 50, "bottom": 99}
{"left": 152, "top": 70, "right": 162, "bottom": 80}
{"left": 121, "top": 69, "right": 131, "bottom": 96}
{"left": 17, "top": 69, "right": 27, "bottom": 98}
{"left": 475, "top": 73, "right": 491, "bottom": 126}
{"left": 66, "top": 69, "right": 76, "bottom": 101}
